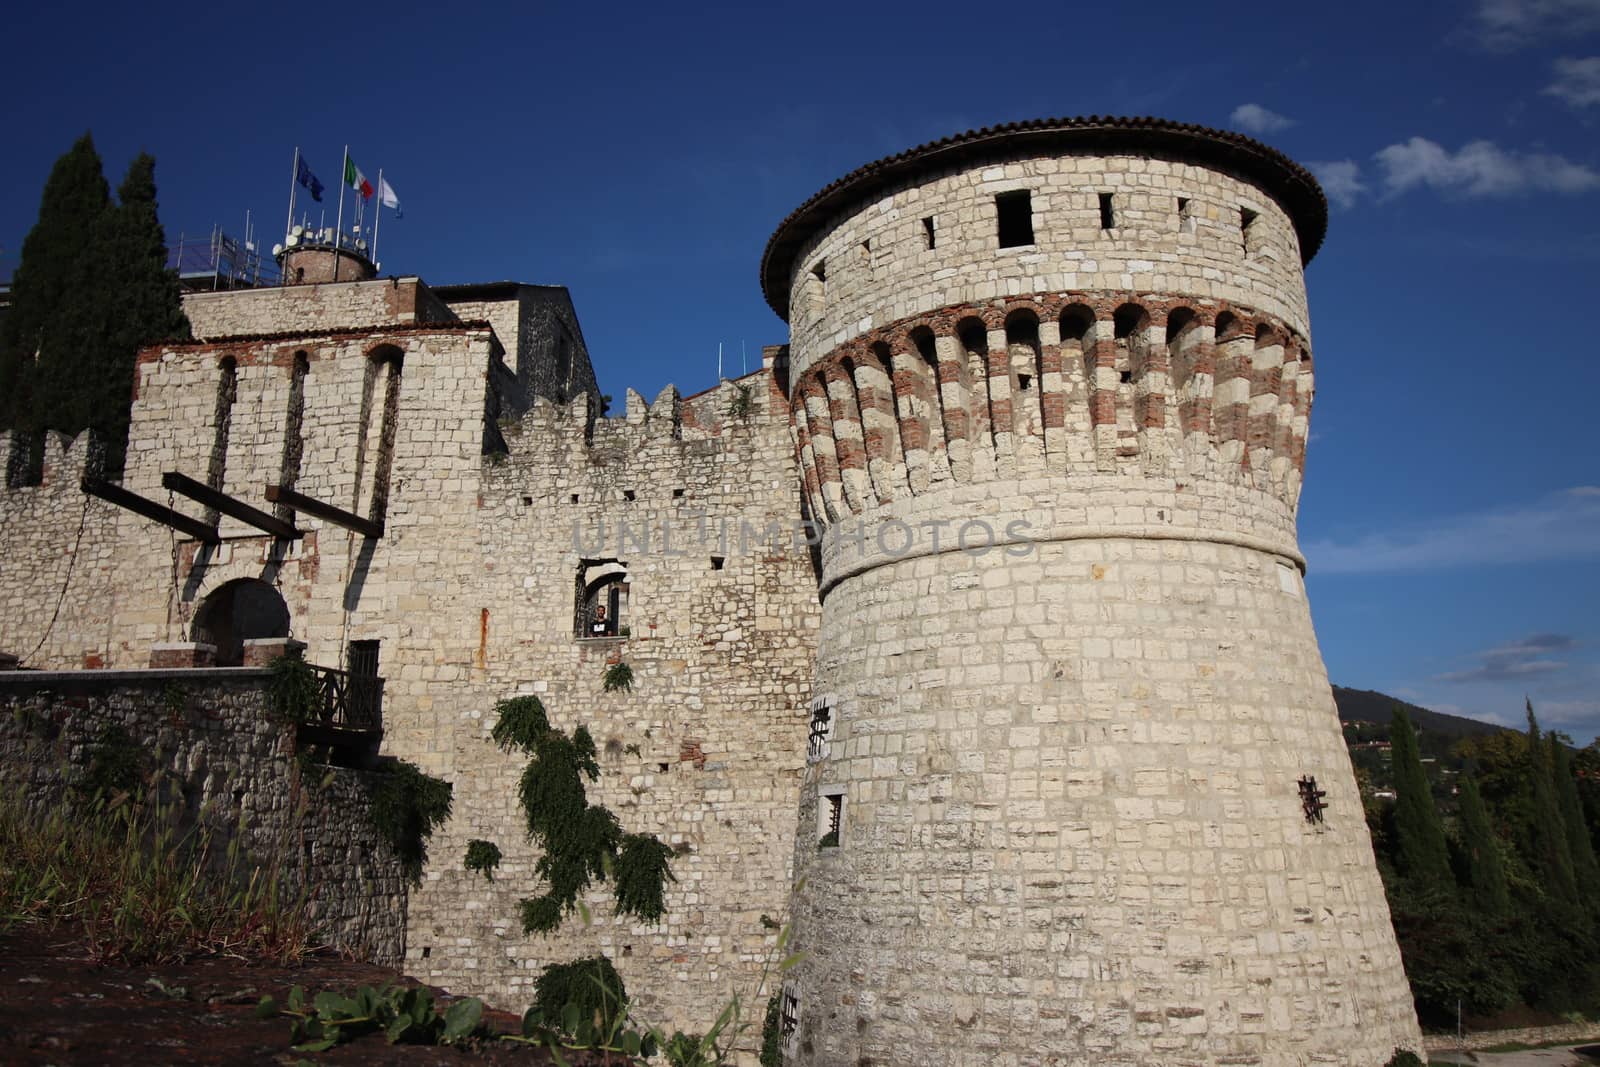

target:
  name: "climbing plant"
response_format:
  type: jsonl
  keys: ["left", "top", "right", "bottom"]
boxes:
{"left": 365, "top": 759, "right": 453, "bottom": 887}
{"left": 603, "top": 662, "right": 634, "bottom": 692}
{"left": 267, "top": 655, "right": 320, "bottom": 725}
{"left": 490, "top": 695, "right": 673, "bottom": 934}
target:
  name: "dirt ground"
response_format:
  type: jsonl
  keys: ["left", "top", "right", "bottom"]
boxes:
{"left": 0, "top": 930, "right": 567, "bottom": 1065}
{"left": 1431, "top": 1046, "right": 1600, "bottom": 1066}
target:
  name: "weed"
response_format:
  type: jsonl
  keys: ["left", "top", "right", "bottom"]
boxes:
{"left": 257, "top": 982, "right": 486, "bottom": 1051}
{"left": 0, "top": 784, "right": 314, "bottom": 965}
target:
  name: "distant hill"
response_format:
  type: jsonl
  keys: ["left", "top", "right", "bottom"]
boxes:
{"left": 1331, "top": 685, "right": 1510, "bottom": 743}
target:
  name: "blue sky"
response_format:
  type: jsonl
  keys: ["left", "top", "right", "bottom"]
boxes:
{"left": 4, "top": 0, "right": 1597, "bottom": 740}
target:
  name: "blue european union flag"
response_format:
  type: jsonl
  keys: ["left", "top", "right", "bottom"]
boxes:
{"left": 297, "top": 157, "right": 325, "bottom": 202}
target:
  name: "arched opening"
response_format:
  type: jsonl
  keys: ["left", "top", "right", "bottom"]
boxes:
{"left": 1112, "top": 304, "right": 1149, "bottom": 447}
{"left": 1212, "top": 311, "right": 1252, "bottom": 452}
{"left": 575, "top": 560, "right": 629, "bottom": 639}
{"left": 192, "top": 578, "right": 290, "bottom": 667}
{"left": 1004, "top": 309, "right": 1044, "bottom": 448}
{"left": 956, "top": 317, "right": 992, "bottom": 450}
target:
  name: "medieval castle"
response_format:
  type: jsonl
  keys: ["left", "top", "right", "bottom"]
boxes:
{"left": 0, "top": 117, "right": 1424, "bottom": 1064}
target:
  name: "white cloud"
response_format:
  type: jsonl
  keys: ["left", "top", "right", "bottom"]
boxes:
{"left": 1471, "top": 0, "right": 1600, "bottom": 49}
{"left": 1304, "top": 487, "right": 1600, "bottom": 574}
{"left": 1307, "top": 160, "right": 1367, "bottom": 209}
{"left": 1373, "top": 136, "right": 1600, "bottom": 197}
{"left": 1435, "top": 632, "right": 1575, "bottom": 683}
{"left": 1544, "top": 55, "right": 1600, "bottom": 107}
{"left": 1230, "top": 104, "right": 1295, "bottom": 135}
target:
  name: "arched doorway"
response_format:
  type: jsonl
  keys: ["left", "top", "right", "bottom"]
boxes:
{"left": 192, "top": 578, "right": 290, "bottom": 666}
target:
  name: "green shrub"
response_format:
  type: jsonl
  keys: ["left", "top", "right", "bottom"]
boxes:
{"left": 463, "top": 839, "right": 501, "bottom": 881}
{"left": 490, "top": 695, "right": 550, "bottom": 754}
{"left": 257, "top": 982, "right": 485, "bottom": 1051}
{"left": 365, "top": 760, "right": 453, "bottom": 886}
{"left": 534, "top": 955, "right": 627, "bottom": 1034}
{"left": 759, "top": 992, "right": 782, "bottom": 1067}
{"left": 268, "top": 655, "right": 320, "bottom": 725}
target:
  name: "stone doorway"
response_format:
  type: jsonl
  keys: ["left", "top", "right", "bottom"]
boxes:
{"left": 192, "top": 578, "right": 290, "bottom": 666}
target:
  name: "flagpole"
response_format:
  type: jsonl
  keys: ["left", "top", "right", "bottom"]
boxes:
{"left": 285, "top": 147, "right": 300, "bottom": 245}
{"left": 334, "top": 145, "right": 348, "bottom": 282}
{"left": 371, "top": 168, "right": 384, "bottom": 270}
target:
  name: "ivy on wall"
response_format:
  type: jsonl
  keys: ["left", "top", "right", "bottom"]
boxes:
{"left": 490, "top": 695, "right": 673, "bottom": 935}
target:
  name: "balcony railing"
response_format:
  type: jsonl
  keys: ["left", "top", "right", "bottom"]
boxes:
{"left": 306, "top": 664, "right": 383, "bottom": 734}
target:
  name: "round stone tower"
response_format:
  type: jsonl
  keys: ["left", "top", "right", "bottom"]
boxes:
{"left": 762, "top": 117, "right": 1422, "bottom": 1066}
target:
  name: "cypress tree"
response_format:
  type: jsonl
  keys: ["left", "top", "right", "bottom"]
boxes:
{"left": 1525, "top": 700, "right": 1578, "bottom": 903}
{"left": 1457, "top": 772, "right": 1509, "bottom": 912}
{"left": 82, "top": 153, "right": 190, "bottom": 473}
{"left": 1551, "top": 734, "right": 1600, "bottom": 905}
{"left": 1390, "top": 706, "right": 1453, "bottom": 892}
{"left": 0, "top": 134, "right": 111, "bottom": 442}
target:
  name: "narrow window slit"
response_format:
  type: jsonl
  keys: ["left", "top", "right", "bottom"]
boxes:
{"left": 1099, "top": 193, "right": 1115, "bottom": 230}
{"left": 922, "top": 216, "right": 936, "bottom": 249}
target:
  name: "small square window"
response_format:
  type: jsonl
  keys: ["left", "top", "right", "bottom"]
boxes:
{"left": 995, "top": 191, "right": 1033, "bottom": 248}
{"left": 623, "top": 489, "right": 636, "bottom": 502}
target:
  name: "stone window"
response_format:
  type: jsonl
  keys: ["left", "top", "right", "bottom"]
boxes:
{"left": 576, "top": 559, "right": 628, "bottom": 639}
{"left": 818, "top": 785, "right": 845, "bottom": 848}
{"left": 859, "top": 239, "right": 871, "bottom": 267}
{"left": 806, "top": 696, "right": 835, "bottom": 763}
{"left": 1240, "top": 207, "right": 1260, "bottom": 254}
{"left": 806, "top": 259, "right": 826, "bottom": 313}
{"left": 922, "top": 215, "right": 936, "bottom": 249}
{"left": 1177, "top": 197, "right": 1195, "bottom": 234}
{"left": 996, "top": 190, "right": 1033, "bottom": 248}
{"left": 1099, "top": 192, "right": 1116, "bottom": 230}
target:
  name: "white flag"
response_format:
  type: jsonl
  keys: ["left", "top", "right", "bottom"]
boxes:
{"left": 378, "top": 176, "right": 401, "bottom": 217}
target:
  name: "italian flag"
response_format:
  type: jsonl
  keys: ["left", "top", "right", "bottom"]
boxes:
{"left": 344, "top": 155, "right": 373, "bottom": 200}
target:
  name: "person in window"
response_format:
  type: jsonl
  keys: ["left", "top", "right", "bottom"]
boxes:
{"left": 591, "top": 605, "right": 610, "bottom": 637}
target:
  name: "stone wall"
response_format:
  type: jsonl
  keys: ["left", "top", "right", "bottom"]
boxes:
{"left": 0, "top": 669, "right": 410, "bottom": 963}
{"left": 400, "top": 367, "right": 820, "bottom": 1039}
{"left": 182, "top": 276, "right": 451, "bottom": 340}
{"left": 437, "top": 284, "right": 600, "bottom": 409}
{"left": 0, "top": 430, "right": 134, "bottom": 670}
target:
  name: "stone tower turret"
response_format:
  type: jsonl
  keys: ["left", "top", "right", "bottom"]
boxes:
{"left": 276, "top": 229, "right": 376, "bottom": 285}
{"left": 763, "top": 117, "right": 1422, "bottom": 1065}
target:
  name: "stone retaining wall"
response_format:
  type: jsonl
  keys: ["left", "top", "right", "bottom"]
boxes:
{"left": 0, "top": 669, "right": 410, "bottom": 964}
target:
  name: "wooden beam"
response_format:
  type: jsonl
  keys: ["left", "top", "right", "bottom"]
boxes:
{"left": 161, "top": 472, "right": 300, "bottom": 540}
{"left": 265, "top": 483, "right": 385, "bottom": 540}
{"left": 82, "top": 478, "right": 219, "bottom": 543}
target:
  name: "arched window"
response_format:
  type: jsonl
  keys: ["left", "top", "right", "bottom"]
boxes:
{"left": 192, "top": 578, "right": 289, "bottom": 667}
{"left": 575, "top": 559, "right": 629, "bottom": 639}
